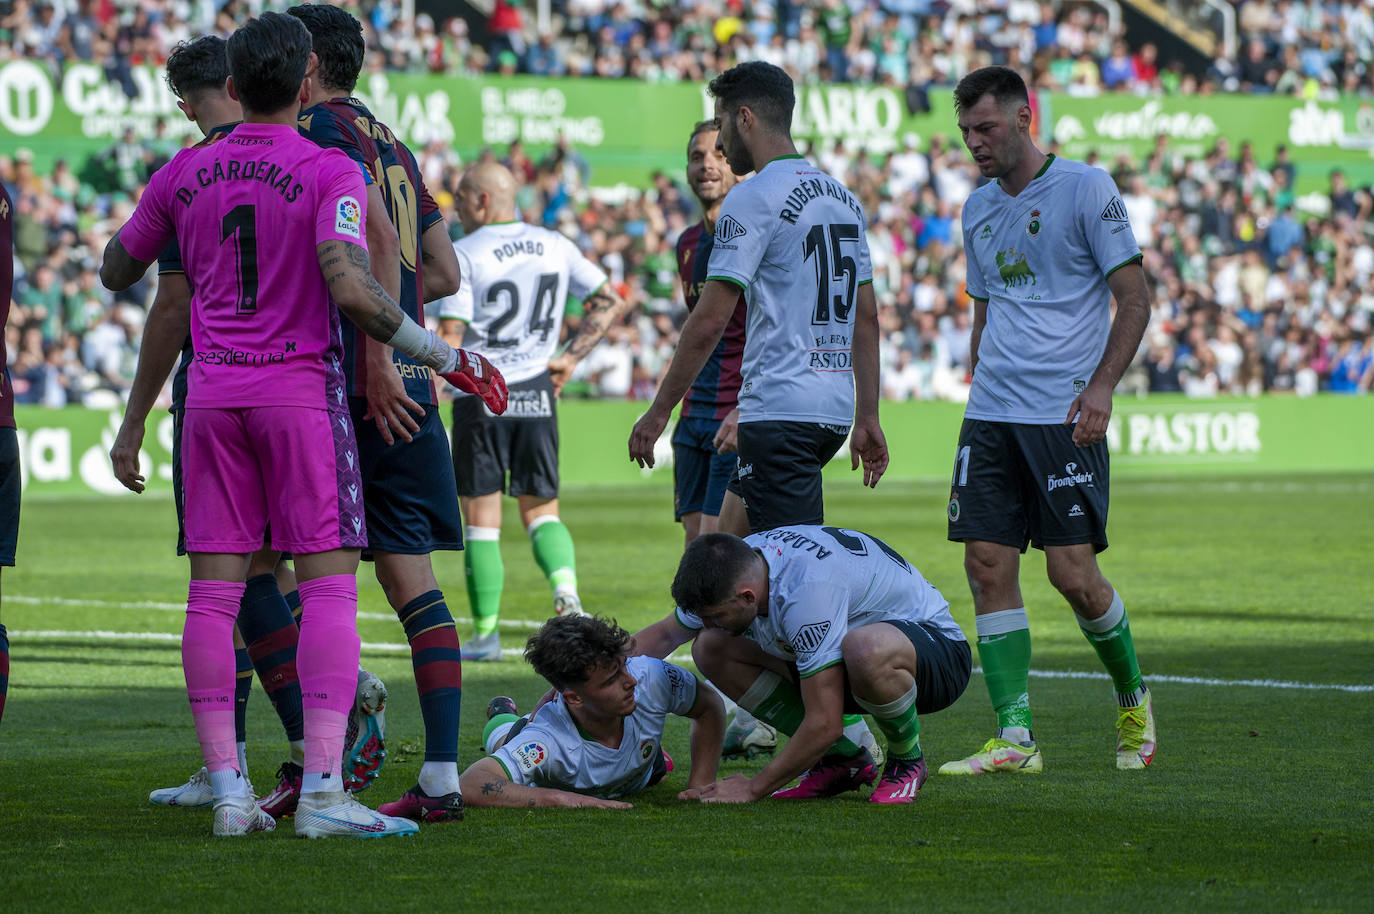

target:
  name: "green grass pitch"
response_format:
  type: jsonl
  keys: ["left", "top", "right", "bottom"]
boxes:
{"left": 1, "top": 475, "right": 1371, "bottom": 912}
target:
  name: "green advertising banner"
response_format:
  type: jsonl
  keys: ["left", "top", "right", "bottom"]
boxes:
{"left": 6, "top": 59, "right": 1374, "bottom": 193}
{"left": 0, "top": 61, "right": 952, "bottom": 186}
{"left": 13, "top": 395, "right": 1373, "bottom": 499}
{"left": 1041, "top": 93, "right": 1374, "bottom": 193}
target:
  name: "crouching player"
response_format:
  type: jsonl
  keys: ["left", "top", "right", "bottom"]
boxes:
{"left": 671, "top": 529, "right": 971, "bottom": 804}
{"left": 459, "top": 615, "right": 725, "bottom": 807}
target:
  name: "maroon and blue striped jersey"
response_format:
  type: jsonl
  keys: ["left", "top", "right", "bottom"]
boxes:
{"left": 677, "top": 221, "right": 746, "bottom": 421}
{"left": 298, "top": 97, "right": 443, "bottom": 405}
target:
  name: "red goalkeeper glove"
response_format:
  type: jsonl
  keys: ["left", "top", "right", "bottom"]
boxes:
{"left": 442, "top": 349, "right": 508, "bottom": 415}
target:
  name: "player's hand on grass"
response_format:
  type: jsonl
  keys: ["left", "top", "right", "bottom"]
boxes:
{"left": 696, "top": 773, "right": 758, "bottom": 804}
{"left": 628, "top": 406, "right": 670, "bottom": 468}
{"left": 363, "top": 356, "right": 424, "bottom": 446}
{"left": 442, "top": 349, "right": 509, "bottom": 415}
{"left": 110, "top": 420, "right": 147, "bottom": 494}
{"left": 850, "top": 417, "right": 889, "bottom": 488}
{"left": 547, "top": 352, "right": 577, "bottom": 397}
{"left": 712, "top": 408, "right": 739, "bottom": 454}
{"left": 1066, "top": 380, "right": 1112, "bottom": 447}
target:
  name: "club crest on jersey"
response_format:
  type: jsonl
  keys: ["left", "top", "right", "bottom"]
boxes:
{"left": 639, "top": 739, "right": 656, "bottom": 761}
{"left": 791, "top": 621, "right": 832, "bottom": 658}
{"left": 513, "top": 741, "right": 547, "bottom": 773}
{"left": 1101, "top": 197, "right": 1129, "bottom": 223}
{"left": 995, "top": 247, "right": 1036, "bottom": 288}
{"left": 1027, "top": 210, "right": 1041, "bottom": 236}
{"left": 335, "top": 196, "right": 362, "bottom": 238}
{"left": 979, "top": 223, "right": 993, "bottom": 239}
{"left": 715, "top": 215, "right": 747, "bottom": 244}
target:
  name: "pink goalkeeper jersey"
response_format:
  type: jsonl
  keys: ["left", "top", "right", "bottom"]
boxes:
{"left": 121, "top": 122, "right": 368, "bottom": 410}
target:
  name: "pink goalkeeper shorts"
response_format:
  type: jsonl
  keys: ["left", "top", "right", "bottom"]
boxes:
{"left": 181, "top": 405, "right": 366, "bottom": 554}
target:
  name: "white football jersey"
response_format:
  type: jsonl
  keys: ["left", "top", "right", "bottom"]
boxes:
{"left": 490, "top": 656, "right": 698, "bottom": 799}
{"left": 434, "top": 221, "right": 608, "bottom": 386}
{"left": 961, "top": 155, "right": 1143, "bottom": 423}
{"left": 705, "top": 156, "right": 873, "bottom": 426}
{"left": 676, "top": 525, "right": 963, "bottom": 677}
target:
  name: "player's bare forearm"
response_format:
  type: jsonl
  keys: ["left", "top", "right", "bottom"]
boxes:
{"left": 99, "top": 230, "right": 154, "bottom": 291}
{"left": 458, "top": 758, "right": 630, "bottom": 809}
{"left": 124, "top": 274, "right": 190, "bottom": 426}
{"left": 852, "top": 282, "right": 882, "bottom": 421}
{"left": 420, "top": 221, "right": 460, "bottom": 302}
{"left": 562, "top": 282, "right": 632, "bottom": 362}
{"left": 684, "top": 685, "right": 726, "bottom": 789}
{"left": 1092, "top": 260, "right": 1151, "bottom": 388}
{"left": 438, "top": 317, "right": 467, "bottom": 349}
{"left": 745, "top": 669, "right": 845, "bottom": 799}
{"left": 629, "top": 281, "right": 736, "bottom": 466}
{"left": 649, "top": 280, "right": 737, "bottom": 416}
{"left": 317, "top": 240, "right": 404, "bottom": 340}
{"left": 628, "top": 615, "right": 696, "bottom": 659}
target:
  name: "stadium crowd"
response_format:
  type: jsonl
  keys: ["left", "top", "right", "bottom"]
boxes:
{"left": 3, "top": 0, "right": 1374, "bottom": 406}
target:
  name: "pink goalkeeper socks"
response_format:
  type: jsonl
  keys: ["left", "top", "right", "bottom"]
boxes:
{"left": 183, "top": 579, "right": 247, "bottom": 781}
{"left": 296, "top": 574, "right": 361, "bottom": 787}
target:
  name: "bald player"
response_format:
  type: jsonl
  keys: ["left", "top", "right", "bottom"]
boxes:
{"left": 436, "top": 163, "right": 632, "bottom": 660}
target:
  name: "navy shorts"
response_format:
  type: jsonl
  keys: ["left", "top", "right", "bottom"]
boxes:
{"left": 671, "top": 415, "right": 735, "bottom": 521}
{"left": 786, "top": 621, "right": 971, "bottom": 717}
{"left": 946, "top": 419, "right": 1110, "bottom": 553}
{"left": 451, "top": 374, "right": 559, "bottom": 499}
{"left": 0, "top": 427, "right": 19, "bottom": 566}
{"left": 350, "top": 397, "right": 464, "bottom": 557}
{"left": 727, "top": 420, "right": 848, "bottom": 533}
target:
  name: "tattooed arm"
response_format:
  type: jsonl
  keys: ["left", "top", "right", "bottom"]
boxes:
{"left": 458, "top": 757, "right": 632, "bottom": 809}
{"left": 316, "top": 239, "right": 410, "bottom": 341}
{"left": 547, "top": 281, "right": 633, "bottom": 395}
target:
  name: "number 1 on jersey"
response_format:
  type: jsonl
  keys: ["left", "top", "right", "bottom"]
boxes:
{"left": 804, "top": 223, "right": 859, "bottom": 326}
{"left": 220, "top": 204, "right": 258, "bottom": 316}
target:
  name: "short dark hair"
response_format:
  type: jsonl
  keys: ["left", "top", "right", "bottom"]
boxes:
{"left": 708, "top": 61, "right": 794, "bottom": 133}
{"left": 687, "top": 118, "right": 718, "bottom": 151}
{"left": 525, "top": 615, "right": 631, "bottom": 692}
{"left": 953, "top": 66, "right": 1029, "bottom": 116}
{"left": 288, "top": 3, "right": 365, "bottom": 95}
{"left": 670, "top": 533, "right": 758, "bottom": 614}
{"left": 165, "top": 35, "right": 229, "bottom": 101}
{"left": 225, "top": 12, "right": 312, "bottom": 115}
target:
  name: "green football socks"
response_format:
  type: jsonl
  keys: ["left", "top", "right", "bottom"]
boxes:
{"left": 975, "top": 607, "right": 1034, "bottom": 733}
{"left": 1077, "top": 590, "right": 1145, "bottom": 706}
{"left": 855, "top": 684, "right": 922, "bottom": 760}
{"left": 528, "top": 516, "right": 577, "bottom": 594}
{"left": 464, "top": 527, "right": 504, "bottom": 637}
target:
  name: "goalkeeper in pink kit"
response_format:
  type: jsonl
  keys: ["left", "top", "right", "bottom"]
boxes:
{"left": 100, "top": 12, "right": 505, "bottom": 838}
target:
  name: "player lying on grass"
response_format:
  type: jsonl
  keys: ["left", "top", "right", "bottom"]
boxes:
{"left": 459, "top": 614, "right": 726, "bottom": 808}
{"left": 660, "top": 528, "right": 971, "bottom": 804}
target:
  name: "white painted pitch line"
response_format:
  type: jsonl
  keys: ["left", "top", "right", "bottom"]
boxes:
{"left": 1007, "top": 667, "right": 1374, "bottom": 693}
{"left": 10, "top": 595, "right": 548, "bottom": 630}
{"left": 15, "top": 629, "right": 414, "bottom": 653}
{"left": 13, "top": 629, "right": 1372, "bottom": 694}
